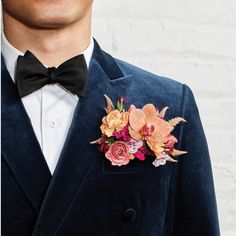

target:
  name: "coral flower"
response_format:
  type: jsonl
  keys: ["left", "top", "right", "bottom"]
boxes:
{"left": 100, "top": 110, "right": 129, "bottom": 137}
{"left": 105, "top": 141, "right": 133, "bottom": 166}
{"left": 129, "top": 104, "right": 172, "bottom": 156}
{"left": 165, "top": 135, "right": 178, "bottom": 149}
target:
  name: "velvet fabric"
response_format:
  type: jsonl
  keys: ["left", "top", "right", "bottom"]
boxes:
{"left": 1, "top": 39, "right": 220, "bottom": 236}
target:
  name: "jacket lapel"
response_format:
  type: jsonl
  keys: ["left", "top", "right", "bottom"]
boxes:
{"left": 1, "top": 56, "right": 52, "bottom": 213}
{"left": 32, "top": 39, "right": 134, "bottom": 235}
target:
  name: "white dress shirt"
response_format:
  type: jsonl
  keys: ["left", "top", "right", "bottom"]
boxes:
{"left": 1, "top": 32, "right": 94, "bottom": 175}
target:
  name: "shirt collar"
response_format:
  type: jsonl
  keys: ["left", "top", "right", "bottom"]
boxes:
{"left": 1, "top": 31, "right": 94, "bottom": 83}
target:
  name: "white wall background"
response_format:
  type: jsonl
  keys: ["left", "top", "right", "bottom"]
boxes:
{"left": 93, "top": 1, "right": 236, "bottom": 235}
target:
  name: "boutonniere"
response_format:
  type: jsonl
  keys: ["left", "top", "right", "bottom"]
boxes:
{"left": 91, "top": 95, "right": 187, "bottom": 167}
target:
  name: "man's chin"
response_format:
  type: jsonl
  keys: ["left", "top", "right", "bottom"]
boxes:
{"left": 21, "top": 16, "right": 76, "bottom": 30}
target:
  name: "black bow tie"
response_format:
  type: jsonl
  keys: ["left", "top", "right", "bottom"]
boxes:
{"left": 15, "top": 50, "right": 88, "bottom": 98}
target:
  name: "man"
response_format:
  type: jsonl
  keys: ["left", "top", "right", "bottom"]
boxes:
{"left": 1, "top": 0, "right": 220, "bottom": 235}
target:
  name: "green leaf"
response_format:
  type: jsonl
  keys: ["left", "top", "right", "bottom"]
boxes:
{"left": 105, "top": 137, "right": 115, "bottom": 146}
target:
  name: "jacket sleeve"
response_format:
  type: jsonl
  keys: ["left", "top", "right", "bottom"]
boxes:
{"left": 169, "top": 84, "right": 220, "bottom": 236}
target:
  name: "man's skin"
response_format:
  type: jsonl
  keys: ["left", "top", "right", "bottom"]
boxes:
{"left": 2, "top": 0, "right": 93, "bottom": 67}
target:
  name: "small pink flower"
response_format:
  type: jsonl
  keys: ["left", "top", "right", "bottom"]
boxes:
{"left": 105, "top": 141, "right": 133, "bottom": 166}
{"left": 113, "top": 125, "right": 131, "bottom": 142}
{"left": 152, "top": 154, "right": 169, "bottom": 167}
{"left": 128, "top": 138, "right": 143, "bottom": 153}
{"left": 113, "top": 130, "right": 123, "bottom": 139}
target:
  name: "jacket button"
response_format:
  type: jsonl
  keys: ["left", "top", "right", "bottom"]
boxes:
{"left": 122, "top": 208, "right": 137, "bottom": 223}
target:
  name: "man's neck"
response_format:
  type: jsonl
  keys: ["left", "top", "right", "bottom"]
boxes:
{"left": 3, "top": 8, "right": 92, "bottom": 67}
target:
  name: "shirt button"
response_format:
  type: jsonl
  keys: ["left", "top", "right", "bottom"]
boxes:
{"left": 49, "top": 120, "right": 57, "bottom": 128}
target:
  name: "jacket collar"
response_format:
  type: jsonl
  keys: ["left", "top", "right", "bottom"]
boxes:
{"left": 1, "top": 38, "right": 134, "bottom": 235}
{"left": 91, "top": 38, "right": 124, "bottom": 79}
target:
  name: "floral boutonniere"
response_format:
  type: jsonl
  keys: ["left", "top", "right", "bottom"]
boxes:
{"left": 91, "top": 95, "right": 187, "bottom": 167}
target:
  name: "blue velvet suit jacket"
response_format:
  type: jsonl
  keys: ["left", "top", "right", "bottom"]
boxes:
{"left": 1, "top": 39, "right": 220, "bottom": 236}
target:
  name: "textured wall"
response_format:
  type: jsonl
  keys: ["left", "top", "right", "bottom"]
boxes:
{"left": 93, "top": 1, "right": 236, "bottom": 235}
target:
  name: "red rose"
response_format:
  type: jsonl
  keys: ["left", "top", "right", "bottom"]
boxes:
{"left": 105, "top": 141, "right": 132, "bottom": 166}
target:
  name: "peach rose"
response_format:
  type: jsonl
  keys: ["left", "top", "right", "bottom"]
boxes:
{"left": 105, "top": 141, "right": 133, "bottom": 166}
{"left": 100, "top": 110, "right": 129, "bottom": 137}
